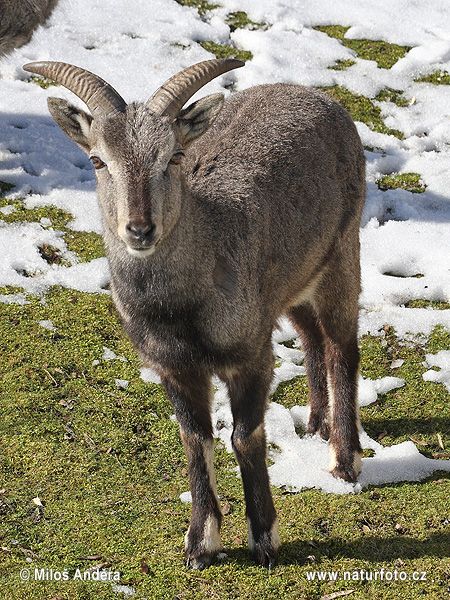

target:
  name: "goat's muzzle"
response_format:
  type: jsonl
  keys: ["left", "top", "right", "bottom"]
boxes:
{"left": 122, "top": 217, "right": 159, "bottom": 257}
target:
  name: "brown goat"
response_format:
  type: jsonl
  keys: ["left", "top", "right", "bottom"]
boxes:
{"left": 23, "top": 58, "right": 366, "bottom": 570}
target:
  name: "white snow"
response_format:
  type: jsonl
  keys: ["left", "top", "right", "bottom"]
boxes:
{"left": 115, "top": 379, "right": 129, "bottom": 389}
{"left": 423, "top": 350, "right": 450, "bottom": 392}
{"left": 1, "top": 0, "right": 450, "bottom": 494}
{"left": 38, "top": 319, "right": 56, "bottom": 330}
{"left": 102, "top": 346, "right": 127, "bottom": 362}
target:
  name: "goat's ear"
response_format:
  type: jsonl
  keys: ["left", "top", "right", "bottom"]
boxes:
{"left": 176, "top": 93, "right": 224, "bottom": 146}
{"left": 47, "top": 97, "right": 93, "bottom": 153}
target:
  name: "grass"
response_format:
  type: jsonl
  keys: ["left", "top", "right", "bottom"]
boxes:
{"left": 320, "top": 86, "right": 404, "bottom": 139}
{"left": 415, "top": 71, "right": 450, "bottom": 85}
{"left": 28, "top": 76, "right": 58, "bottom": 90}
{"left": 375, "top": 88, "right": 409, "bottom": 107}
{"left": 405, "top": 300, "right": 450, "bottom": 310}
{"left": 315, "top": 25, "right": 411, "bottom": 141}
{"left": 2, "top": 17, "right": 450, "bottom": 600}
{"left": 1, "top": 288, "right": 449, "bottom": 600}
{"left": 0, "top": 194, "right": 105, "bottom": 264}
{"left": 174, "top": 0, "right": 219, "bottom": 16}
{"left": 198, "top": 41, "right": 253, "bottom": 62}
{"left": 376, "top": 173, "right": 427, "bottom": 194}
{"left": 329, "top": 59, "right": 356, "bottom": 71}
{"left": 314, "top": 25, "right": 411, "bottom": 69}
{"left": 225, "top": 11, "right": 267, "bottom": 32}
{"left": 176, "top": 2, "right": 259, "bottom": 63}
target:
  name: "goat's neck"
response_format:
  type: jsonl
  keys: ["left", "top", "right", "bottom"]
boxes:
{"left": 105, "top": 188, "right": 212, "bottom": 303}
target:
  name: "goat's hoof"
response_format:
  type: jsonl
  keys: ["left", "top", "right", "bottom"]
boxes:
{"left": 330, "top": 465, "right": 358, "bottom": 483}
{"left": 185, "top": 552, "right": 218, "bottom": 570}
{"left": 252, "top": 544, "right": 278, "bottom": 571}
{"left": 307, "top": 417, "right": 329, "bottom": 440}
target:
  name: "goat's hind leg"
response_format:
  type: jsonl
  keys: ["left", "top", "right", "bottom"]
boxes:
{"left": 162, "top": 372, "right": 222, "bottom": 569}
{"left": 288, "top": 303, "right": 329, "bottom": 440}
{"left": 314, "top": 267, "right": 362, "bottom": 483}
{"left": 226, "top": 355, "right": 279, "bottom": 569}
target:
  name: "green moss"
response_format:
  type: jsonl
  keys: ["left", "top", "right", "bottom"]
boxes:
{"left": 377, "top": 172, "right": 427, "bottom": 193}
{"left": 272, "top": 325, "right": 450, "bottom": 458}
{"left": 1, "top": 289, "right": 450, "bottom": 599}
{"left": 0, "top": 200, "right": 72, "bottom": 228}
{"left": 271, "top": 375, "right": 309, "bottom": 410}
{"left": 174, "top": 0, "right": 219, "bottom": 15}
{"left": 0, "top": 181, "right": 15, "bottom": 195}
{"left": 375, "top": 87, "right": 409, "bottom": 107}
{"left": 0, "top": 285, "right": 26, "bottom": 295}
{"left": 358, "top": 326, "right": 450, "bottom": 456}
{"left": 28, "top": 75, "right": 58, "bottom": 89}
{"left": 314, "top": 25, "right": 411, "bottom": 69}
{"left": 226, "top": 11, "right": 267, "bottom": 32}
{"left": 428, "top": 325, "right": 450, "bottom": 354}
{"left": 199, "top": 40, "right": 253, "bottom": 62}
{"left": 415, "top": 71, "right": 450, "bottom": 85}
{"left": 346, "top": 38, "right": 411, "bottom": 70}
{"left": 0, "top": 200, "right": 105, "bottom": 263}
{"left": 405, "top": 300, "right": 450, "bottom": 310}
{"left": 321, "top": 86, "right": 404, "bottom": 138}
{"left": 314, "top": 24, "right": 349, "bottom": 40}
{"left": 329, "top": 59, "right": 357, "bottom": 71}
{"left": 64, "top": 231, "right": 105, "bottom": 263}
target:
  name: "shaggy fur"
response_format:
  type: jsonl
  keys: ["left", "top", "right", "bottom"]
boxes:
{"left": 31, "top": 64, "right": 366, "bottom": 569}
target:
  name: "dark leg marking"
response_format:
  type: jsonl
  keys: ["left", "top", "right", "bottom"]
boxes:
{"left": 162, "top": 372, "right": 222, "bottom": 569}
{"left": 313, "top": 260, "right": 363, "bottom": 483}
{"left": 226, "top": 358, "right": 280, "bottom": 569}
{"left": 323, "top": 334, "right": 362, "bottom": 482}
{"left": 288, "top": 302, "right": 329, "bottom": 440}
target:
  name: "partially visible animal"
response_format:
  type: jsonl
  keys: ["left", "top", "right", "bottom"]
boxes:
{"left": 23, "top": 58, "right": 366, "bottom": 570}
{"left": 0, "top": 0, "right": 58, "bottom": 57}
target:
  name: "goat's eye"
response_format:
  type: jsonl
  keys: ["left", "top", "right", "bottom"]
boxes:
{"left": 90, "top": 156, "right": 106, "bottom": 170}
{"left": 169, "top": 151, "right": 184, "bottom": 166}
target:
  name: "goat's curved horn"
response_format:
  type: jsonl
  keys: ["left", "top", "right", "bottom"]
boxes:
{"left": 23, "top": 61, "right": 127, "bottom": 116}
{"left": 146, "top": 58, "right": 244, "bottom": 119}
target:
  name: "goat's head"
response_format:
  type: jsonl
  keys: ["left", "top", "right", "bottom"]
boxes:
{"left": 23, "top": 59, "right": 244, "bottom": 257}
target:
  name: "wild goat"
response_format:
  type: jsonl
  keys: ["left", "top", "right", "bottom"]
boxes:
{"left": 23, "top": 58, "right": 366, "bottom": 569}
{"left": 0, "top": 0, "right": 58, "bottom": 57}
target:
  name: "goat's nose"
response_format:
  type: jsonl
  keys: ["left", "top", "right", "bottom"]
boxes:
{"left": 125, "top": 219, "right": 156, "bottom": 245}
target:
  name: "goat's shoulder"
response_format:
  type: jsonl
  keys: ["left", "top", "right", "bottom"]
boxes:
{"left": 183, "top": 83, "right": 359, "bottom": 210}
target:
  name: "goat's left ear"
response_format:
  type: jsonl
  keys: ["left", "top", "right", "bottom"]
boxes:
{"left": 176, "top": 93, "right": 224, "bottom": 146}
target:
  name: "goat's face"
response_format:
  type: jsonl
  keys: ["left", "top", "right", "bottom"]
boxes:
{"left": 87, "top": 106, "right": 182, "bottom": 257}
{"left": 47, "top": 95, "right": 224, "bottom": 257}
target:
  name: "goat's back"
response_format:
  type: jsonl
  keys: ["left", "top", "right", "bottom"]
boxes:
{"left": 187, "top": 83, "right": 364, "bottom": 229}
{"left": 184, "top": 84, "right": 365, "bottom": 311}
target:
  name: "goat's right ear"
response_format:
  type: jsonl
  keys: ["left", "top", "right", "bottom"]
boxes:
{"left": 47, "top": 98, "right": 93, "bottom": 153}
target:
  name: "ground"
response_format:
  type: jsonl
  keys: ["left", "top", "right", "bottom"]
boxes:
{"left": 0, "top": 0, "right": 450, "bottom": 598}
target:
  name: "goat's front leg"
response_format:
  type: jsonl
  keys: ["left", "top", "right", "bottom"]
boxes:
{"left": 226, "top": 362, "right": 279, "bottom": 569}
{"left": 162, "top": 372, "right": 222, "bottom": 570}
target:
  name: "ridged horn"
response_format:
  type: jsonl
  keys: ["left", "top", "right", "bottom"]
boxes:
{"left": 146, "top": 58, "right": 244, "bottom": 118}
{"left": 23, "top": 61, "right": 127, "bottom": 116}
